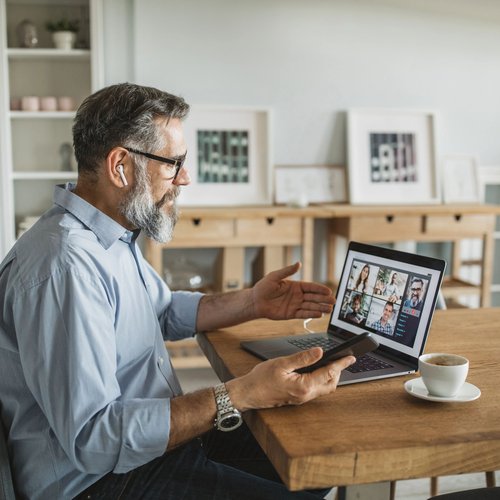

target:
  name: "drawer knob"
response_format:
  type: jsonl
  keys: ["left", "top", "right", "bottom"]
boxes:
{"left": 386, "top": 215, "right": 394, "bottom": 223}
{"left": 454, "top": 214, "right": 462, "bottom": 222}
{"left": 266, "top": 217, "right": 275, "bottom": 225}
{"left": 192, "top": 218, "right": 201, "bottom": 226}
{"left": 226, "top": 280, "right": 240, "bottom": 289}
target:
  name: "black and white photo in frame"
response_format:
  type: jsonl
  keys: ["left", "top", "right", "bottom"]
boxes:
{"left": 347, "top": 109, "right": 440, "bottom": 204}
{"left": 178, "top": 107, "right": 272, "bottom": 206}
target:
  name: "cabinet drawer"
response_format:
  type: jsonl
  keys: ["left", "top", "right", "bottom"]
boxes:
{"left": 425, "top": 215, "right": 494, "bottom": 237}
{"left": 172, "top": 218, "right": 234, "bottom": 243}
{"left": 348, "top": 216, "right": 422, "bottom": 241}
{"left": 236, "top": 217, "right": 302, "bottom": 244}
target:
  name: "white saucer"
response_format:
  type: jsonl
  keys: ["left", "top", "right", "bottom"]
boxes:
{"left": 404, "top": 377, "right": 481, "bottom": 403}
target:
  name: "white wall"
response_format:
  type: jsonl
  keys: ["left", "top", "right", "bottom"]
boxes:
{"left": 124, "top": 0, "right": 500, "bottom": 166}
{"left": 101, "top": 0, "right": 500, "bottom": 282}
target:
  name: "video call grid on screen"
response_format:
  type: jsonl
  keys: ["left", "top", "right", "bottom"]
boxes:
{"left": 330, "top": 248, "right": 442, "bottom": 358}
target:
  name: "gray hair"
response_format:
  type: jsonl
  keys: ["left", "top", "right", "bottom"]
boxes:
{"left": 72, "top": 83, "right": 189, "bottom": 177}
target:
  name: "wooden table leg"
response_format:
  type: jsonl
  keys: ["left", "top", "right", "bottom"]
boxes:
{"left": 252, "top": 246, "right": 284, "bottom": 284}
{"left": 215, "top": 247, "right": 244, "bottom": 292}
{"left": 486, "top": 470, "right": 496, "bottom": 487}
{"left": 431, "top": 476, "right": 439, "bottom": 497}
{"left": 337, "top": 482, "right": 392, "bottom": 500}
{"left": 481, "top": 232, "right": 494, "bottom": 307}
{"left": 302, "top": 217, "right": 314, "bottom": 282}
{"left": 327, "top": 224, "right": 338, "bottom": 285}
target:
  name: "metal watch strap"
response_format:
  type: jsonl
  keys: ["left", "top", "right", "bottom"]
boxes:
{"left": 213, "top": 383, "right": 243, "bottom": 432}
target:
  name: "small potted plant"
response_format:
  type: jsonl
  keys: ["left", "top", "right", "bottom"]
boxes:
{"left": 45, "top": 18, "right": 79, "bottom": 50}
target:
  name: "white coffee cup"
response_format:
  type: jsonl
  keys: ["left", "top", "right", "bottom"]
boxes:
{"left": 419, "top": 353, "right": 469, "bottom": 398}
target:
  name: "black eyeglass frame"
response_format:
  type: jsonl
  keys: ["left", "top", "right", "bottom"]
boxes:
{"left": 125, "top": 147, "right": 187, "bottom": 180}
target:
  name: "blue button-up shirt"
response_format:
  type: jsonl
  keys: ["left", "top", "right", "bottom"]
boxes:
{"left": 0, "top": 184, "right": 203, "bottom": 499}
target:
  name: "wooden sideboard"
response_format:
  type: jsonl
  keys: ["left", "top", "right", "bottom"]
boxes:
{"left": 146, "top": 203, "right": 500, "bottom": 368}
{"left": 144, "top": 205, "right": 324, "bottom": 292}
{"left": 145, "top": 203, "right": 500, "bottom": 304}
{"left": 320, "top": 203, "right": 500, "bottom": 308}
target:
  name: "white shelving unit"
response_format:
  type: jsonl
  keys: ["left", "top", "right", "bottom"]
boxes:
{"left": 0, "top": 0, "right": 103, "bottom": 257}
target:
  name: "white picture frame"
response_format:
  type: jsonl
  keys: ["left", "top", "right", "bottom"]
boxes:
{"left": 441, "top": 155, "right": 481, "bottom": 204}
{"left": 177, "top": 106, "right": 273, "bottom": 206}
{"left": 347, "top": 109, "right": 440, "bottom": 205}
{"left": 274, "top": 164, "right": 347, "bottom": 206}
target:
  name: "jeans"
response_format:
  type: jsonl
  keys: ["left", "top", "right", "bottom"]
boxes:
{"left": 74, "top": 423, "right": 331, "bottom": 499}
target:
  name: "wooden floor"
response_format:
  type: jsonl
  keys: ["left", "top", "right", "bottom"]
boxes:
{"left": 176, "top": 367, "right": 499, "bottom": 500}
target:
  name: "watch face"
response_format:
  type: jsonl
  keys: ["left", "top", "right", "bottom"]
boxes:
{"left": 221, "top": 416, "right": 240, "bottom": 428}
{"left": 219, "top": 413, "right": 243, "bottom": 431}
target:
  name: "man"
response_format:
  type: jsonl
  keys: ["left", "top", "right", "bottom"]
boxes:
{"left": 371, "top": 302, "right": 394, "bottom": 336}
{"left": 0, "top": 84, "right": 355, "bottom": 500}
{"left": 403, "top": 277, "right": 425, "bottom": 310}
{"left": 344, "top": 294, "right": 365, "bottom": 325}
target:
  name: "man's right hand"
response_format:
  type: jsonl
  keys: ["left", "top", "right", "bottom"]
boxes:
{"left": 225, "top": 348, "right": 356, "bottom": 412}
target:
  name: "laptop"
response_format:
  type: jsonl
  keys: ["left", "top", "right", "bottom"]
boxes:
{"left": 241, "top": 241, "right": 446, "bottom": 385}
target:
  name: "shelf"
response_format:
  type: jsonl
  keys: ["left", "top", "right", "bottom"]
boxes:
{"left": 445, "top": 298, "right": 470, "bottom": 309}
{"left": 10, "top": 111, "right": 75, "bottom": 119}
{"left": 460, "top": 259, "right": 482, "bottom": 266}
{"left": 7, "top": 48, "right": 90, "bottom": 60}
{"left": 441, "top": 277, "right": 481, "bottom": 298}
{"left": 13, "top": 171, "right": 77, "bottom": 180}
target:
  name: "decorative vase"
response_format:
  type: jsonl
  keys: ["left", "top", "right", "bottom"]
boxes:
{"left": 16, "top": 19, "right": 38, "bottom": 48}
{"left": 57, "top": 96, "right": 76, "bottom": 111}
{"left": 52, "top": 31, "right": 76, "bottom": 50}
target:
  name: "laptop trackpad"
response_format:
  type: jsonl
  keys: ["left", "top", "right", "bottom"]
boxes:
{"left": 241, "top": 339, "right": 299, "bottom": 360}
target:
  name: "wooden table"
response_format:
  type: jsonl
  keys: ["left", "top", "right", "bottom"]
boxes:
{"left": 197, "top": 308, "right": 500, "bottom": 493}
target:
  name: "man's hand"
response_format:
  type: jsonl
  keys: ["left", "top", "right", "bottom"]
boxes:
{"left": 251, "top": 262, "right": 335, "bottom": 320}
{"left": 227, "top": 348, "right": 356, "bottom": 411}
{"left": 167, "top": 349, "right": 355, "bottom": 450}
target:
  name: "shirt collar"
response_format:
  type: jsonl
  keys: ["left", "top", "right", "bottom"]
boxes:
{"left": 53, "top": 183, "right": 133, "bottom": 249}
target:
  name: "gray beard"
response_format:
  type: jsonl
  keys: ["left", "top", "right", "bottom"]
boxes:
{"left": 119, "top": 170, "right": 179, "bottom": 243}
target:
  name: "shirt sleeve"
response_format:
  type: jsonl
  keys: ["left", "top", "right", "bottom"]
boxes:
{"left": 13, "top": 267, "right": 170, "bottom": 474}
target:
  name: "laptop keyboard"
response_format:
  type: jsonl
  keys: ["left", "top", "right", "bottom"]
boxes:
{"left": 346, "top": 354, "right": 393, "bottom": 373}
{"left": 287, "top": 337, "right": 340, "bottom": 350}
{"left": 287, "top": 336, "right": 393, "bottom": 373}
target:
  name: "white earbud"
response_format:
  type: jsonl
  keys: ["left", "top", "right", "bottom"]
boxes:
{"left": 117, "top": 164, "right": 128, "bottom": 186}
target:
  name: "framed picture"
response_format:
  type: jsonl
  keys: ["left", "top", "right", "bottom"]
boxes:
{"left": 347, "top": 109, "right": 440, "bottom": 205}
{"left": 274, "top": 164, "right": 347, "bottom": 206}
{"left": 177, "top": 107, "right": 272, "bottom": 206}
{"left": 441, "top": 155, "right": 481, "bottom": 204}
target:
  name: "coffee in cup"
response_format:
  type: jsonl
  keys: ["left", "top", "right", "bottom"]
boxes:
{"left": 418, "top": 353, "right": 469, "bottom": 398}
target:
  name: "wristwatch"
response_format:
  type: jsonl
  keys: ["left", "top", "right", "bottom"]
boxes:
{"left": 213, "top": 383, "right": 243, "bottom": 432}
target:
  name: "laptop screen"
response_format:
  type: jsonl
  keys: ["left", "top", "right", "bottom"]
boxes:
{"left": 330, "top": 242, "right": 446, "bottom": 359}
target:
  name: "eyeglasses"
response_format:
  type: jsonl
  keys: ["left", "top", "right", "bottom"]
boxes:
{"left": 126, "top": 147, "right": 187, "bottom": 180}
